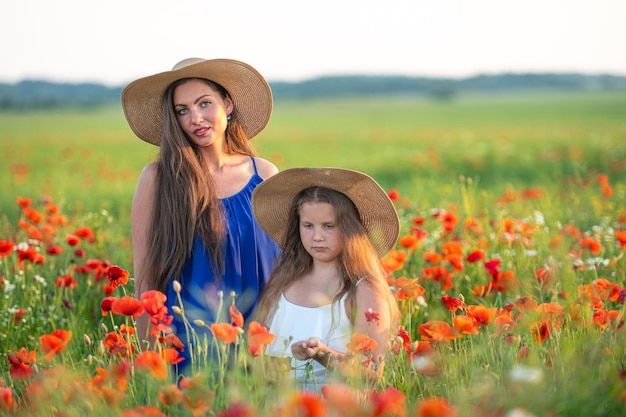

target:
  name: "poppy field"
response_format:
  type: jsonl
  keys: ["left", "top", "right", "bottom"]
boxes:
{"left": 1, "top": 92, "right": 626, "bottom": 416}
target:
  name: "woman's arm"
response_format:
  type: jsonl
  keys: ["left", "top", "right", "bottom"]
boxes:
{"left": 131, "top": 162, "right": 158, "bottom": 349}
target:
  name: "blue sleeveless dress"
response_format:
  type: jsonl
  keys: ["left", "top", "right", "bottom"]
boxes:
{"left": 164, "top": 158, "right": 280, "bottom": 373}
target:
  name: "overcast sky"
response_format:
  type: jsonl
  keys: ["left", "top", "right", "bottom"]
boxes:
{"left": 2, "top": 0, "right": 624, "bottom": 86}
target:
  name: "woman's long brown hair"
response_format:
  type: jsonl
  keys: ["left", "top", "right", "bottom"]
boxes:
{"left": 141, "top": 78, "right": 257, "bottom": 294}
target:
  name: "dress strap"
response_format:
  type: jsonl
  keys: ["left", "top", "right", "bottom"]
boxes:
{"left": 250, "top": 157, "right": 259, "bottom": 175}
{"left": 356, "top": 277, "right": 365, "bottom": 287}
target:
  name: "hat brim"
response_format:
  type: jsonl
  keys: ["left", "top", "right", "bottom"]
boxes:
{"left": 122, "top": 58, "right": 272, "bottom": 145}
{"left": 252, "top": 168, "right": 399, "bottom": 257}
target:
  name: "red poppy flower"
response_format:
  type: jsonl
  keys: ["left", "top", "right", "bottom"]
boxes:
{"left": 592, "top": 278, "right": 620, "bottom": 302}
{"left": 75, "top": 226, "right": 94, "bottom": 240}
{"left": 101, "top": 296, "right": 118, "bottom": 316}
{"left": 346, "top": 333, "right": 377, "bottom": 354}
{"left": 40, "top": 329, "right": 72, "bottom": 361}
{"left": 211, "top": 323, "right": 238, "bottom": 344}
{"left": 0, "top": 386, "right": 15, "bottom": 413}
{"left": 423, "top": 251, "right": 442, "bottom": 264}
{"left": 162, "top": 348, "right": 185, "bottom": 365}
{"left": 103, "top": 331, "right": 134, "bottom": 357}
{"left": 13, "top": 308, "right": 26, "bottom": 324}
{"left": 394, "top": 277, "right": 426, "bottom": 300}
{"left": 453, "top": 315, "right": 479, "bottom": 335}
{"left": 465, "top": 249, "right": 485, "bottom": 263}
{"left": 321, "top": 383, "right": 361, "bottom": 417}
{"left": 46, "top": 245, "right": 63, "bottom": 255}
{"left": 111, "top": 296, "right": 145, "bottom": 317}
{"left": 158, "top": 384, "right": 184, "bottom": 407}
{"left": 107, "top": 265, "right": 130, "bottom": 289}
{"left": 419, "top": 321, "right": 455, "bottom": 343}
{"left": 415, "top": 397, "right": 458, "bottom": 417}
{"left": 616, "top": 230, "right": 626, "bottom": 249}
{"left": 381, "top": 253, "right": 405, "bottom": 274}
{"left": 280, "top": 392, "right": 326, "bottom": 417}
{"left": 8, "top": 347, "right": 37, "bottom": 380}
{"left": 55, "top": 273, "right": 77, "bottom": 289}
{"left": 515, "top": 295, "right": 537, "bottom": 312}
{"left": 483, "top": 258, "right": 501, "bottom": 277}
{"left": 396, "top": 326, "right": 412, "bottom": 352}
{"left": 229, "top": 304, "right": 244, "bottom": 327}
{"left": 466, "top": 304, "right": 497, "bottom": 326}
{"left": 16, "top": 196, "right": 32, "bottom": 208}
{"left": 121, "top": 406, "right": 166, "bottom": 417}
{"left": 247, "top": 320, "right": 275, "bottom": 348}
{"left": 141, "top": 290, "right": 167, "bottom": 317}
{"left": 531, "top": 318, "right": 553, "bottom": 344}
{"left": 370, "top": 386, "right": 407, "bottom": 417}
{"left": 22, "top": 207, "right": 43, "bottom": 224}
{"left": 0, "top": 240, "right": 14, "bottom": 257}
{"left": 365, "top": 308, "right": 381, "bottom": 326}
{"left": 136, "top": 351, "right": 168, "bottom": 380}
{"left": 441, "top": 294, "right": 466, "bottom": 313}
{"left": 388, "top": 188, "right": 400, "bottom": 202}
{"left": 159, "top": 334, "right": 185, "bottom": 351}
{"left": 580, "top": 236, "right": 602, "bottom": 255}
{"left": 65, "top": 234, "right": 81, "bottom": 246}
{"left": 399, "top": 235, "right": 420, "bottom": 250}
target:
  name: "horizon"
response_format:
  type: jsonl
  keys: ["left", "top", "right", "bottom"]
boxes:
{"left": 3, "top": 70, "right": 626, "bottom": 89}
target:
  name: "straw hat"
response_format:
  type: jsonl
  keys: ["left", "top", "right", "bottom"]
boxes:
{"left": 122, "top": 58, "right": 272, "bottom": 145}
{"left": 252, "top": 168, "right": 399, "bottom": 257}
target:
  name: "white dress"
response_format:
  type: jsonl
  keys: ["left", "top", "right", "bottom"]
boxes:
{"left": 266, "top": 293, "right": 352, "bottom": 392}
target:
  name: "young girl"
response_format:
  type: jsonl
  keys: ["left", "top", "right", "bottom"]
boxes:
{"left": 252, "top": 167, "right": 400, "bottom": 392}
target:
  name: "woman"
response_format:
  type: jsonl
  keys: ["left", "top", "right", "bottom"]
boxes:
{"left": 122, "top": 58, "right": 280, "bottom": 374}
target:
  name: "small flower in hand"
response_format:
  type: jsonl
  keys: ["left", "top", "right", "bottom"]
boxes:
{"left": 364, "top": 308, "right": 380, "bottom": 326}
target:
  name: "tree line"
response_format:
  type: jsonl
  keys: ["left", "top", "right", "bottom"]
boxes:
{"left": 1, "top": 73, "right": 625, "bottom": 110}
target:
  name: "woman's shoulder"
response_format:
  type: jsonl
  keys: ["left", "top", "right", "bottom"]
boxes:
{"left": 136, "top": 161, "right": 158, "bottom": 185}
{"left": 253, "top": 157, "right": 279, "bottom": 180}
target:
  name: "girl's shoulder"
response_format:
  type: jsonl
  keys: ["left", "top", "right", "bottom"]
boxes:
{"left": 354, "top": 279, "right": 386, "bottom": 306}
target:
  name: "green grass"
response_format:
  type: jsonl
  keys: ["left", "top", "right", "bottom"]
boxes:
{"left": 2, "top": 92, "right": 625, "bottom": 219}
{"left": 0, "top": 92, "right": 625, "bottom": 416}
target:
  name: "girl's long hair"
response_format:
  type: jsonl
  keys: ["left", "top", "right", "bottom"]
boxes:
{"left": 142, "top": 78, "right": 257, "bottom": 293}
{"left": 256, "top": 186, "right": 399, "bottom": 330}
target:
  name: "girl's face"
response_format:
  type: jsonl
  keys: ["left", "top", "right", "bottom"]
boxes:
{"left": 298, "top": 201, "right": 342, "bottom": 265}
{"left": 173, "top": 79, "right": 233, "bottom": 148}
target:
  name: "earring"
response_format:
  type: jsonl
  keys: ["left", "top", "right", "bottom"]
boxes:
{"left": 227, "top": 114, "right": 232, "bottom": 121}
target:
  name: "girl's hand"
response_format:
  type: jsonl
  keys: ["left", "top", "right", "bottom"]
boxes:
{"left": 291, "top": 337, "right": 323, "bottom": 360}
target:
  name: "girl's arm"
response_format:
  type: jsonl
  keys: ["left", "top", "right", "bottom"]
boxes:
{"left": 131, "top": 163, "right": 158, "bottom": 349}
{"left": 351, "top": 282, "right": 393, "bottom": 382}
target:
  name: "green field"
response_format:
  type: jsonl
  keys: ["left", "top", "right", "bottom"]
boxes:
{"left": 1, "top": 92, "right": 626, "bottom": 416}
{"left": 2, "top": 92, "right": 625, "bottom": 224}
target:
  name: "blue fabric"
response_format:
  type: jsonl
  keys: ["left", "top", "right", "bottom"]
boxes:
{"left": 164, "top": 159, "right": 279, "bottom": 374}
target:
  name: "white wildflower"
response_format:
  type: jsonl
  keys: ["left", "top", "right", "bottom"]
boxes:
{"left": 509, "top": 365, "right": 543, "bottom": 384}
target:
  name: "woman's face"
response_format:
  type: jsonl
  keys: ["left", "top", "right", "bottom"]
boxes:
{"left": 298, "top": 201, "right": 343, "bottom": 265}
{"left": 172, "top": 79, "right": 233, "bottom": 148}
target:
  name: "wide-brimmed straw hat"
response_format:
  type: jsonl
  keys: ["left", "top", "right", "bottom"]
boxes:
{"left": 252, "top": 168, "right": 399, "bottom": 257}
{"left": 122, "top": 58, "right": 272, "bottom": 145}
